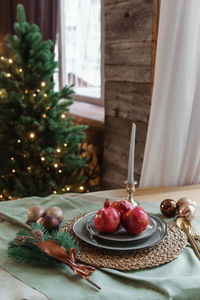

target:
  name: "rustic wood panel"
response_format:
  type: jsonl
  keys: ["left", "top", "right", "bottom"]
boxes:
{"left": 104, "top": 0, "right": 129, "bottom": 5}
{"left": 105, "top": 64, "right": 151, "bottom": 82}
{"left": 105, "top": 0, "right": 153, "bottom": 42}
{"left": 105, "top": 41, "right": 152, "bottom": 65}
{"left": 103, "top": 0, "right": 154, "bottom": 189}
{"left": 105, "top": 82, "right": 151, "bottom": 122}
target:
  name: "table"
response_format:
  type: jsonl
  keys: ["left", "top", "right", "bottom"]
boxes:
{"left": 0, "top": 184, "right": 200, "bottom": 300}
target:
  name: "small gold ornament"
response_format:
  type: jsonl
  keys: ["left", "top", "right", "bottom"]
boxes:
{"left": 45, "top": 206, "right": 64, "bottom": 223}
{"left": 26, "top": 205, "right": 45, "bottom": 223}
{"left": 46, "top": 106, "right": 50, "bottom": 110}
{"left": 25, "top": 89, "right": 29, "bottom": 94}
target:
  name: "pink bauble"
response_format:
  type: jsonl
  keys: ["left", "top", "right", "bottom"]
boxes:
{"left": 177, "top": 197, "right": 197, "bottom": 209}
{"left": 178, "top": 203, "right": 196, "bottom": 221}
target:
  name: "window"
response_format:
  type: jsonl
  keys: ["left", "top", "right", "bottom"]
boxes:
{"left": 57, "top": 0, "right": 103, "bottom": 105}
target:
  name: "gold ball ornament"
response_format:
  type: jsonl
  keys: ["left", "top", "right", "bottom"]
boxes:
{"left": 45, "top": 206, "right": 64, "bottom": 223}
{"left": 178, "top": 203, "right": 196, "bottom": 221}
{"left": 26, "top": 205, "right": 45, "bottom": 223}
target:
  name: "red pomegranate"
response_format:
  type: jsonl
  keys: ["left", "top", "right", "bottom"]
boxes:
{"left": 111, "top": 200, "right": 132, "bottom": 219}
{"left": 122, "top": 206, "right": 149, "bottom": 234}
{"left": 94, "top": 199, "right": 120, "bottom": 233}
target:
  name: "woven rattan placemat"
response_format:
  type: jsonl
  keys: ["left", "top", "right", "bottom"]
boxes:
{"left": 61, "top": 213, "right": 187, "bottom": 271}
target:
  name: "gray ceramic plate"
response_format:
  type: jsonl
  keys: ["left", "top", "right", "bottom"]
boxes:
{"left": 73, "top": 212, "right": 167, "bottom": 251}
{"left": 86, "top": 213, "right": 157, "bottom": 242}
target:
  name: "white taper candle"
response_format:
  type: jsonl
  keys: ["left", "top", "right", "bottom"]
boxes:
{"left": 127, "top": 123, "right": 136, "bottom": 184}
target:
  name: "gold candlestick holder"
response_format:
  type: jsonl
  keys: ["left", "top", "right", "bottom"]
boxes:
{"left": 126, "top": 183, "right": 138, "bottom": 206}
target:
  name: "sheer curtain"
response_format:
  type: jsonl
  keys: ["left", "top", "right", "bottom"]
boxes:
{"left": 140, "top": 0, "right": 200, "bottom": 187}
{"left": 59, "top": 0, "right": 101, "bottom": 97}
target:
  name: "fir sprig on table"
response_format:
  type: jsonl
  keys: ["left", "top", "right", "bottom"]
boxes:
{"left": 7, "top": 223, "right": 79, "bottom": 266}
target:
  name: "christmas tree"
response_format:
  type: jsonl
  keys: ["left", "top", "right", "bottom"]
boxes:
{"left": 0, "top": 4, "right": 87, "bottom": 200}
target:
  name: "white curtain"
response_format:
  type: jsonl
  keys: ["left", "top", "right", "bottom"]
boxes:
{"left": 60, "top": 0, "right": 101, "bottom": 91}
{"left": 140, "top": 0, "right": 200, "bottom": 187}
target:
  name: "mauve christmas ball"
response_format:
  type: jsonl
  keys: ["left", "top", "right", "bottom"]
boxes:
{"left": 160, "top": 199, "right": 177, "bottom": 218}
{"left": 40, "top": 215, "right": 59, "bottom": 232}
{"left": 177, "top": 197, "right": 197, "bottom": 209}
{"left": 178, "top": 203, "right": 196, "bottom": 221}
{"left": 45, "top": 206, "right": 64, "bottom": 223}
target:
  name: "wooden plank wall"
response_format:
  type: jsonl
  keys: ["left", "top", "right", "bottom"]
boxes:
{"left": 103, "top": 0, "right": 154, "bottom": 189}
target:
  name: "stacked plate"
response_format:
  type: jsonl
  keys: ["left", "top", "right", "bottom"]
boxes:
{"left": 73, "top": 211, "right": 167, "bottom": 251}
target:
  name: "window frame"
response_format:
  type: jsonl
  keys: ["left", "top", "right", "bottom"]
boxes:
{"left": 58, "top": 0, "right": 104, "bottom": 107}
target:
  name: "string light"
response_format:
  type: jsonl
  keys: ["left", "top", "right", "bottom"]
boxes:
{"left": 62, "top": 188, "right": 65, "bottom": 192}
{"left": 27, "top": 166, "right": 31, "bottom": 171}
{"left": 44, "top": 93, "right": 48, "bottom": 97}
{"left": 66, "top": 187, "right": 71, "bottom": 192}
{"left": 17, "top": 139, "right": 21, "bottom": 143}
{"left": 1, "top": 175, "right": 5, "bottom": 179}
{"left": 0, "top": 56, "right": 4, "bottom": 60}
{"left": 37, "top": 89, "right": 40, "bottom": 93}
{"left": 28, "top": 131, "right": 36, "bottom": 141}
{"left": 21, "top": 96, "right": 24, "bottom": 99}
{"left": 58, "top": 169, "right": 62, "bottom": 173}
{"left": 79, "top": 186, "right": 84, "bottom": 191}
{"left": 41, "top": 156, "right": 45, "bottom": 161}
{"left": 23, "top": 154, "right": 27, "bottom": 158}
{"left": 46, "top": 106, "right": 50, "bottom": 110}
{"left": 19, "top": 68, "right": 23, "bottom": 73}
{"left": 64, "top": 143, "right": 67, "bottom": 147}
{"left": 42, "top": 113, "right": 47, "bottom": 119}
{"left": 8, "top": 196, "right": 13, "bottom": 200}
{"left": 0, "top": 194, "right": 3, "bottom": 199}
{"left": 61, "top": 114, "right": 65, "bottom": 119}
{"left": 53, "top": 190, "right": 57, "bottom": 194}
{"left": 41, "top": 81, "right": 46, "bottom": 87}
{"left": 10, "top": 157, "right": 15, "bottom": 161}
{"left": 25, "top": 89, "right": 29, "bottom": 94}
{"left": 54, "top": 163, "right": 58, "bottom": 168}
{"left": 33, "top": 93, "right": 37, "bottom": 97}
{"left": 56, "top": 148, "right": 61, "bottom": 153}
{"left": 6, "top": 73, "right": 11, "bottom": 78}
{"left": 8, "top": 58, "right": 13, "bottom": 64}
{"left": 12, "top": 169, "right": 16, "bottom": 173}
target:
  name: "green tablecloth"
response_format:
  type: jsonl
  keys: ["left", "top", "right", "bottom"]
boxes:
{"left": 0, "top": 195, "right": 200, "bottom": 300}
